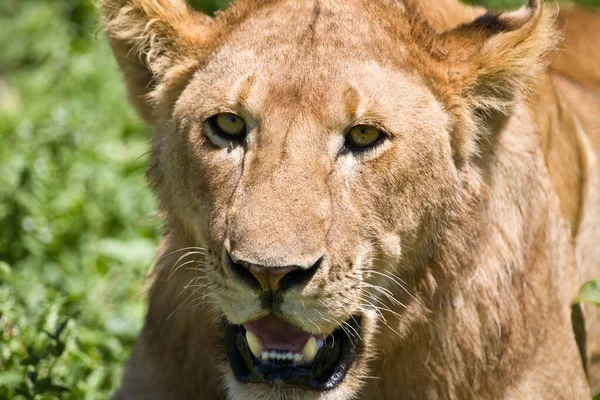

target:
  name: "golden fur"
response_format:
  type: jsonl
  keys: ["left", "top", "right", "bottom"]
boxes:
{"left": 101, "top": 0, "right": 600, "bottom": 398}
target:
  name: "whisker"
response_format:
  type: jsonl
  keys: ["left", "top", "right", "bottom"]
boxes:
{"left": 356, "top": 295, "right": 387, "bottom": 322}
{"left": 157, "top": 246, "right": 207, "bottom": 264}
{"left": 365, "top": 269, "right": 420, "bottom": 304}
{"left": 167, "top": 251, "right": 207, "bottom": 281}
{"left": 189, "top": 287, "right": 222, "bottom": 311}
{"left": 342, "top": 320, "right": 361, "bottom": 340}
{"left": 364, "top": 295, "right": 403, "bottom": 319}
{"left": 166, "top": 290, "right": 197, "bottom": 320}
{"left": 356, "top": 374, "right": 381, "bottom": 380}
{"left": 360, "top": 281, "right": 407, "bottom": 309}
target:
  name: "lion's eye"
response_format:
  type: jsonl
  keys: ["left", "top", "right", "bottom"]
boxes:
{"left": 209, "top": 113, "right": 246, "bottom": 138}
{"left": 345, "top": 125, "right": 384, "bottom": 149}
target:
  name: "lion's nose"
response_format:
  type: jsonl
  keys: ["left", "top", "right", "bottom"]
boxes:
{"left": 225, "top": 251, "right": 322, "bottom": 292}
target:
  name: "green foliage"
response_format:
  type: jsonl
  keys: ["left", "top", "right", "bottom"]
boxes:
{"left": 188, "top": 0, "right": 233, "bottom": 14}
{"left": 10, "top": 321, "right": 69, "bottom": 399}
{"left": 0, "top": 0, "right": 598, "bottom": 398}
{"left": 575, "top": 280, "right": 600, "bottom": 307}
{"left": 0, "top": 0, "right": 155, "bottom": 397}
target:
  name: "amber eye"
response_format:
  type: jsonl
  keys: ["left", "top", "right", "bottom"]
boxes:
{"left": 345, "top": 125, "right": 384, "bottom": 149}
{"left": 209, "top": 112, "right": 246, "bottom": 138}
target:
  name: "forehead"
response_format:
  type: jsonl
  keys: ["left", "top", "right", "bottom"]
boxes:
{"left": 184, "top": 0, "right": 435, "bottom": 122}
{"left": 215, "top": 0, "right": 408, "bottom": 58}
{"left": 205, "top": 0, "right": 413, "bottom": 77}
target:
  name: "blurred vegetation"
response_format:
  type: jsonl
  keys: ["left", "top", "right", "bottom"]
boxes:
{"left": 0, "top": 0, "right": 598, "bottom": 398}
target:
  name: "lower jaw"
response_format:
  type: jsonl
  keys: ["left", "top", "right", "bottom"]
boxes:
{"left": 225, "top": 316, "right": 363, "bottom": 391}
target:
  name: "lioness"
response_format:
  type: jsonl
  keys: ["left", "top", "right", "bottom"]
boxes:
{"left": 101, "top": 0, "right": 600, "bottom": 398}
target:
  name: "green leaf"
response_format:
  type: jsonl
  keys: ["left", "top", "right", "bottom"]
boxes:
{"left": 34, "top": 377, "right": 52, "bottom": 392}
{"left": 27, "top": 371, "right": 37, "bottom": 383}
{"left": 0, "top": 261, "right": 11, "bottom": 276}
{"left": 20, "top": 354, "right": 40, "bottom": 366}
{"left": 34, "top": 378, "right": 68, "bottom": 395}
{"left": 48, "top": 341, "right": 66, "bottom": 357}
{"left": 44, "top": 318, "right": 69, "bottom": 341}
{"left": 575, "top": 280, "right": 600, "bottom": 307}
{"left": 54, "top": 319, "right": 69, "bottom": 338}
{"left": 14, "top": 381, "right": 33, "bottom": 398}
{"left": 21, "top": 345, "right": 41, "bottom": 366}
{"left": 0, "top": 386, "right": 13, "bottom": 400}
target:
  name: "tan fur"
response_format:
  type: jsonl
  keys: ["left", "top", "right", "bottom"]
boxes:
{"left": 101, "top": 0, "right": 600, "bottom": 398}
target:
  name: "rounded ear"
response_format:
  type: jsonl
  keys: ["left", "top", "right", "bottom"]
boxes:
{"left": 430, "top": 0, "right": 559, "bottom": 161}
{"left": 445, "top": 0, "right": 558, "bottom": 113}
{"left": 101, "top": 0, "right": 213, "bottom": 122}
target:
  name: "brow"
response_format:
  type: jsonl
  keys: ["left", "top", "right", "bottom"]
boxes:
{"left": 343, "top": 85, "right": 363, "bottom": 121}
{"left": 229, "top": 74, "right": 257, "bottom": 109}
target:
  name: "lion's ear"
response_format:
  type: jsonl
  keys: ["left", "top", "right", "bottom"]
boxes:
{"left": 101, "top": 0, "right": 212, "bottom": 122}
{"left": 435, "top": 0, "right": 558, "bottom": 157}
{"left": 448, "top": 0, "right": 558, "bottom": 112}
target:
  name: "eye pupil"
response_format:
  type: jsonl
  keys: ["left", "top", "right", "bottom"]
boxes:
{"left": 346, "top": 125, "right": 383, "bottom": 150}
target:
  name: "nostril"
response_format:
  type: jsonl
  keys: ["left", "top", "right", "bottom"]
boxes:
{"left": 278, "top": 257, "right": 322, "bottom": 291}
{"left": 225, "top": 251, "right": 262, "bottom": 290}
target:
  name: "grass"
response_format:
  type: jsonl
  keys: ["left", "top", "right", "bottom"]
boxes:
{"left": 0, "top": 0, "right": 598, "bottom": 398}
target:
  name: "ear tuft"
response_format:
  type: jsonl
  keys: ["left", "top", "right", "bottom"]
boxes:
{"left": 101, "top": 0, "right": 212, "bottom": 122}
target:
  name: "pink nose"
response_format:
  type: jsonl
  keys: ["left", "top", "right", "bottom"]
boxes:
{"left": 241, "top": 263, "right": 299, "bottom": 291}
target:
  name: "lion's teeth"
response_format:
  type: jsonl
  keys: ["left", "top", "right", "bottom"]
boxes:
{"left": 316, "top": 339, "right": 325, "bottom": 350}
{"left": 258, "top": 349, "right": 310, "bottom": 362}
{"left": 245, "top": 331, "right": 263, "bottom": 359}
{"left": 302, "top": 337, "right": 317, "bottom": 363}
{"left": 255, "top": 342, "right": 319, "bottom": 363}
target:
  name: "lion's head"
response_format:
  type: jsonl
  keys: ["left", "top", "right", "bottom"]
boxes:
{"left": 102, "top": 0, "right": 559, "bottom": 398}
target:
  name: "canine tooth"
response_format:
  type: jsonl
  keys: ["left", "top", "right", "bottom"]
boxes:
{"left": 293, "top": 353, "right": 303, "bottom": 363}
{"left": 245, "top": 331, "right": 263, "bottom": 359}
{"left": 303, "top": 337, "right": 317, "bottom": 363}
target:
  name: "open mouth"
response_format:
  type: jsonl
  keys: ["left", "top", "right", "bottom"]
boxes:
{"left": 225, "top": 314, "right": 362, "bottom": 391}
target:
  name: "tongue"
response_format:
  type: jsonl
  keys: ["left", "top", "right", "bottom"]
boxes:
{"left": 244, "top": 314, "right": 325, "bottom": 352}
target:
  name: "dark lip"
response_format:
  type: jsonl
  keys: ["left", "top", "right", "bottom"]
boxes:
{"left": 225, "top": 316, "right": 362, "bottom": 391}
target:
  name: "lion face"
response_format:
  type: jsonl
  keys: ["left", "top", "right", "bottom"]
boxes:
{"left": 158, "top": 8, "right": 456, "bottom": 397}
{"left": 102, "top": 0, "right": 558, "bottom": 398}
